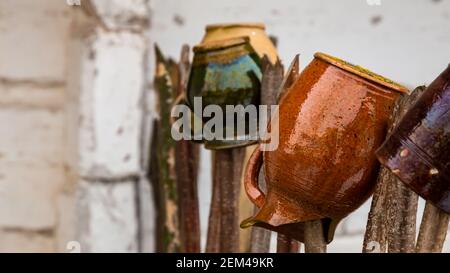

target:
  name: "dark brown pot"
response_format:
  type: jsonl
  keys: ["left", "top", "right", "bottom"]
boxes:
{"left": 241, "top": 52, "right": 407, "bottom": 243}
{"left": 376, "top": 64, "right": 450, "bottom": 214}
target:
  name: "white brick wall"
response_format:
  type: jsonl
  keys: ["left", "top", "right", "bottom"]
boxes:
{"left": 0, "top": 0, "right": 151, "bottom": 252}
{"left": 76, "top": 30, "right": 146, "bottom": 178}
{"left": 66, "top": 0, "right": 151, "bottom": 252}
{"left": 77, "top": 180, "right": 138, "bottom": 252}
{"left": 0, "top": 0, "right": 71, "bottom": 252}
{"left": 0, "top": 0, "right": 70, "bottom": 81}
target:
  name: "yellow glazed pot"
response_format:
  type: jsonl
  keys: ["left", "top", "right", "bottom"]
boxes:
{"left": 201, "top": 23, "right": 278, "bottom": 64}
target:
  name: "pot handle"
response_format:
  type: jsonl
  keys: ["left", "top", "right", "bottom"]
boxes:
{"left": 244, "top": 145, "right": 266, "bottom": 208}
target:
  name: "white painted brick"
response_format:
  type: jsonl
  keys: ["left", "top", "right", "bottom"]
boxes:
{"left": 0, "top": 229, "right": 55, "bottom": 253}
{"left": 0, "top": 0, "right": 71, "bottom": 81}
{"left": 137, "top": 177, "right": 155, "bottom": 252}
{"left": 56, "top": 193, "right": 77, "bottom": 252}
{"left": 0, "top": 108, "right": 65, "bottom": 230}
{"left": 89, "top": 0, "right": 150, "bottom": 31}
{"left": 0, "top": 83, "right": 64, "bottom": 111}
{"left": 0, "top": 162, "right": 64, "bottom": 230}
{"left": 76, "top": 29, "right": 146, "bottom": 178}
{"left": 77, "top": 180, "right": 138, "bottom": 253}
{"left": 0, "top": 109, "right": 64, "bottom": 165}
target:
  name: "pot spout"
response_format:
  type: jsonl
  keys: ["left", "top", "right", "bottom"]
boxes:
{"left": 240, "top": 192, "right": 342, "bottom": 243}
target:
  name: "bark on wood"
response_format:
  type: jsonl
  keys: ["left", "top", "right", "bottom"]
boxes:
{"left": 386, "top": 180, "right": 418, "bottom": 253}
{"left": 363, "top": 168, "right": 389, "bottom": 252}
{"left": 152, "top": 45, "right": 181, "bottom": 252}
{"left": 277, "top": 234, "right": 300, "bottom": 253}
{"left": 175, "top": 45, "right": 201, "bottom": 253}
{"left": 248, "top": 56, "right": 284, "bottom": 253}
{"left": 416, "top": 202, "right": 450, "bottom": 253}
{"left": 217, "top": 148, "right": 246, "bottom": 252}
{"left": 205, "top": 150, "right": 222, "bottom": 252}
{"left": 304, "top": 220, "right": 327, "bottom": 253}
{"left": 363, "top": 86, "right": 426, "bottom": 253}
{"left": 207, "top": 148, "right": 246, "bottom": 253}
{"left": 149, "top": 119, "right": 163, "bottom": 251}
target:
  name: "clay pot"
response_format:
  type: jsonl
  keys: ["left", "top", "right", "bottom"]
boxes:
{"left": 186, "top": 37, "right": 262, "bottom": 149}
{"left": 241, "top": 52, "right": 408, "bottom": 243}
{"left": 201, "top": 23, "right": 278, "bottom": 64}
{"left": 376, "top": 64, "right": 450, "bottom": 214}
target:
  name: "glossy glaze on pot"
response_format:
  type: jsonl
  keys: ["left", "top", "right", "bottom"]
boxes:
{"left": 186, "top": 37, "right": 262, "bottom": 149}
{"left": 241, "top": 52, "right": 408, "bottom": 242}
{"left": 376, "top": 64, "right": 450, "bottom": 214}
{"left": 201, "top": 23, "right": 278, "bottom": 64}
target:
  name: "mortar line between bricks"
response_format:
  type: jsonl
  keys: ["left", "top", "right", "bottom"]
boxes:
{"left": 1, "top": 227, "right": 55, "bottom": 237}
{"left": 0, "top": 77, "right": 66, "bottom": 89}
{"left": 80, "top": 174, "right": 141, "bottom": 183}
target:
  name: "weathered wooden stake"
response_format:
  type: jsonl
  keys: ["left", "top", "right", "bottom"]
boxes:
{"left": 363, "top": 168, "right": 388, "bottom": 252}
{"left": 386, "top": 179, "right": 418, "bottom": 253}
{"left": 205, "top": 152, "right": 222, "bottom": 252}
{"left": 304, "top": 220, "right": 327, "bottom": 253}
{"left": 175, "top": 45, "right": 201, "bottom": 253}
{"left": 277, "top": 234, "right": 300, "bottom": 253}
{"left": 363, "top": 86, "right": 426, "bottom": 253}
{"left": 416, "top": 202, "right": 450, "bottom": 253}
{"left": 152, "top": 45, "right": 181, "bottom": 252}
{"left": 219, "top": 148, "right": 247, "bottom": 252}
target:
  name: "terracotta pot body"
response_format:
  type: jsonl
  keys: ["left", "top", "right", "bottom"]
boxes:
{"left": 201, "top": 23, "right": 278, "bottom": 64}
{"left": 241, "top": 53, "right": 407, "bottom": 242}
{"left": 376, "top": 65, "right": 450, "bottom": 214}
{"left": 186, "top": 37, "right": 262, "bottom": 149}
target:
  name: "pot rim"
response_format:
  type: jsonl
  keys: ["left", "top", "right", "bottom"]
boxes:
{"left": 205, "top": 22, "right": 265, "bottom": 31}
{"left": 315, "top": 52, "right": 409, "bottom": 94}
{"left": 193, "top": 36, "right": 250, "bottom": 53}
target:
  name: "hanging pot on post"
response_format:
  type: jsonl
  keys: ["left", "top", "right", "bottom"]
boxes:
{"left": 241, "top": 52, "right": 408, "bottom": 243}
{"left": 376, "top": 64, "right": 450, "bottom": 214}
{"left": 186, "top": 37, "right": 262, "bottom": 149}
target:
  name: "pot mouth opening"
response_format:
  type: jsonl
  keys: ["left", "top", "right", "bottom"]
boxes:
{"left": 205, "top": 22, "right": 265, "bottom": 31}
{"left": 315, "top": 52, "right": 408, "bottom": 94}
{"left": 193, "top": 36, "right": 250, "bottom": 53}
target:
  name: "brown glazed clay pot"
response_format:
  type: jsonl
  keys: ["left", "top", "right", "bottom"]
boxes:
{"left": 241, "top": 52, "right": 408, "bottom": 243}
{"left": 376, "top": 64, "right": 450, "bottom": 214}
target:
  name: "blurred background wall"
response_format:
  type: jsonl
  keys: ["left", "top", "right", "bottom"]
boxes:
{"left": 0, "top": 0, "right": 73, "bottom": 252}
{"left": 0, "top": 0, "right": 448, "bottom": 252}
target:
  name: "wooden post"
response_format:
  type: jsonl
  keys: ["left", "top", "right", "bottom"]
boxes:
{"left": 304, "top": 220, "right": 327, "bottom": 253}
{"left": 175, "top": 45, "right": 201, "bottom": 253}
{"left": 363, "top": 168, "right": 389, "bottom": 252}
{"left": 277, "top": 234, "right": 300, "bottom": 253}
{"left": 152, "top": 45, "right": 182, "bottom": 252}
{"left": 363, "top": 86, "right": 426, "bottom": 253}
{"left": 386, "top": 179, "right": 418, "bottom": 252}
{"left": 416, "top": 202, "right": 449, "bottom": 253}
{"left": 217, "top": 148, "right": 246, "bottom": 252}
{"left": 205, "top": 154, "right": 222, "bottom": 252}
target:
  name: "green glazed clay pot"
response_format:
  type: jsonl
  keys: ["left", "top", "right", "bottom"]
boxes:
{"left": 186, "top": 37, "right": 262, "bottom": 149}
